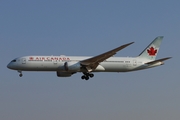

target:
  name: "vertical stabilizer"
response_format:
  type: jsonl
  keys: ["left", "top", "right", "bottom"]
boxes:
{"left": 138, "top": 36, "right": 163, "bottom": 61}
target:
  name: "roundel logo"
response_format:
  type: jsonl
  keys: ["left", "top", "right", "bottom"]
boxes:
{"left": 147, "top": 47, "right": 157, "bottom": 56}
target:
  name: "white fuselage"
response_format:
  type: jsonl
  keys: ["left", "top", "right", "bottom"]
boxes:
{"left": 7, "top": 55, "right": 163, "bottom": 72}
{"left": 7, "top": 36, "right": 170, "bottom": 79}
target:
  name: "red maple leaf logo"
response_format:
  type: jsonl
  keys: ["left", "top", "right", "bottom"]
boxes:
{"left": 147, "top": 47, "right": 157, "bottom": 56}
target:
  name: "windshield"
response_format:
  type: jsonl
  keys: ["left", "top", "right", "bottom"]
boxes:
{"left": 11, "top": 59, "right": 16, "bottom": 62}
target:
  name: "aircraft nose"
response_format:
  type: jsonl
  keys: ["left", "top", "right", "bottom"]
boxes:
{"left": 7, "top": 62, "right": 15, "bottom": 69}
{"left": 7, "top": 63, "right": 11, "bottom": 69}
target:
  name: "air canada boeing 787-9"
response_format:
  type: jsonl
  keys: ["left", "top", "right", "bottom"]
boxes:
{"left": 7, "top": 36, "right": 171, "bottom": 80}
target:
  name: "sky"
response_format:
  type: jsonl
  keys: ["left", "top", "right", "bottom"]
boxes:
{"left": 0, "top": 0, "right": 180, "bottom": 120}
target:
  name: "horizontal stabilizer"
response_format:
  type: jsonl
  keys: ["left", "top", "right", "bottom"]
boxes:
{"left": 145, "top": 57, "right": 172, "bottom": 65}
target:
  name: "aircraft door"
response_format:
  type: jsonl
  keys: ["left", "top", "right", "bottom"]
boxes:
{"left": 133, "top": 60, "right": 137, "bottom": 66}
{"left": 22, "top": 58, "right": 26, "bottom": 64}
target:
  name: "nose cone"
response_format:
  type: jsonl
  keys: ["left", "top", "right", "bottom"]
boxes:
{"left": 7, "top": 59, "right": 19, "bottom": 70}
{"left": 7, "top": 62, "right": 12, "bottom": 69}
{"left": 7, "top": 62, "right": 16, "bottom": 70}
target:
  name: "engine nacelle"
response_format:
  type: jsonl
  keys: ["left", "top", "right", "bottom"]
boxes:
{"left": 56, "top": 71, "right": 72, "bottom": 77}
{"left": 64, "top": 62, "right": 81, "bottom": 71}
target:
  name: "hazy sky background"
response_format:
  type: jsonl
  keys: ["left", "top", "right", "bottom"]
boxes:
{"left": 0, "top": 0, "right": 179, "bottom": 120}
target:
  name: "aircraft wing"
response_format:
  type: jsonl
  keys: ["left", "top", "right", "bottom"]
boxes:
{"left": 80, "top": 42, "right": 134, "bottom": 71}
{"left": 145, "top": 57, "right": 172, "bottom": 65}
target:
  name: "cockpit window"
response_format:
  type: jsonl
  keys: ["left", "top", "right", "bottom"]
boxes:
{"left": 11, "top": 59, "right": 16, "bottom": 62}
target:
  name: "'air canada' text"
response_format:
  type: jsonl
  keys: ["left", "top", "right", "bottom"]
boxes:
{"left": 28, "top": 57, "right": 70, "bottom": 61}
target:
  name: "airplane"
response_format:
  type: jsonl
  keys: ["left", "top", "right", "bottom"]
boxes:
{"left": 7, "top": 36, "right": 171, "bottom": 80}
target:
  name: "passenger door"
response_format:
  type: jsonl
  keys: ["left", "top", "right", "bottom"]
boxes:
{"left": 22, "top": 58, "right": 26, "bottom": 64}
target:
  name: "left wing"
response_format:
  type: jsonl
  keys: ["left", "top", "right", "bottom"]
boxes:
{"left": 80, "top": 42, "right": 134, "bottom": 72}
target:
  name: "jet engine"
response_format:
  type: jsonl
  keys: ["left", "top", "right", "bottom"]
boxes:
{"left": 64, "top": 62, "right": 81, "bottom": 71}
{"left": 56, "top": 71, "right": 73, "bottom": 77}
